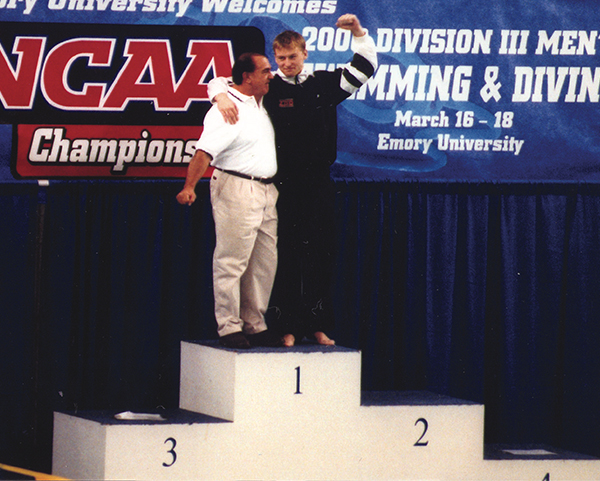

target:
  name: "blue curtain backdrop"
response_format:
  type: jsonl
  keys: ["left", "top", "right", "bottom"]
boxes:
{"left": 1, "top": 180, "right": 600, "bottom": 471}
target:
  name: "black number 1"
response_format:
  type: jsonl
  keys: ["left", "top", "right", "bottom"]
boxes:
{"left": 295, "top": 366, "right": 302, "bottom": 394}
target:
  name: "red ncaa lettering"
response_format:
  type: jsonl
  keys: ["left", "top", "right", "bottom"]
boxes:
{"left": 0, "top": 37, "right": 46, "bottom": 109}
{"left": 102, "top": 39, "right": 234, "bottom": 110}
{"left": 172, "top": 40, "right": 236, "bottom": 110}
{"left": 42, "top": 38, "right": 115, "bottom": 110}
{"left": 0, "top": 36, "right": 234, "bottom": 111}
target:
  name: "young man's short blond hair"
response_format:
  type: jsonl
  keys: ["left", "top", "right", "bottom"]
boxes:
{"left": 272, "top": 30, "right": 306, "bottom": 52}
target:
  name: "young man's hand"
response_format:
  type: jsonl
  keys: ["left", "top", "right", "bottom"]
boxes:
{"left": 336, "top": 14, "right": 365, "bottom": 37}
{"left": 215, "top": 93, "right": 239, "bottom": 125}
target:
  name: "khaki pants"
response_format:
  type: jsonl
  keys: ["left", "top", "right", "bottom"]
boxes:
{"left": 210, "top": 170, "right": 278, "bottom": 337}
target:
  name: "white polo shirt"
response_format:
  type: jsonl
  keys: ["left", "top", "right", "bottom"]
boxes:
{"left": 196, "top": 87, "right": 277, "bottom": 179}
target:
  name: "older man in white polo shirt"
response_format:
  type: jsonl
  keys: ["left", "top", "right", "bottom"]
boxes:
{"left": 177, "top": 52, "right": 282, "bottom": 349}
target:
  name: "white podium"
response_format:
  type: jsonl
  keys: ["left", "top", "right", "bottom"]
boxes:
{"left": 52, "top": 340, "right": 600, "bottom": 480}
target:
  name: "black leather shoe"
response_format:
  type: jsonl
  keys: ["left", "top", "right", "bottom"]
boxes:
{"left": 247, "top": 330, "right": 284, "bottom": 347}
{"left": 219, "top": 332, "right": 251, "bottom": 349}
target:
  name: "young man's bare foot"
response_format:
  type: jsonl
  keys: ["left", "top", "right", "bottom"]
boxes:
{"left": 314, "top": 331, "right": 335, "bottom": 346}
{"left": 282, "top": 334, "right": 295, "bottom": 347}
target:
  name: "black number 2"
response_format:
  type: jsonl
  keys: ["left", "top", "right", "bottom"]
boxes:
{"left": 414, "top": 418, "right": 429, "bottom": 446}
{"left": 162, "top": 437, "right": 177, "bottom": 467}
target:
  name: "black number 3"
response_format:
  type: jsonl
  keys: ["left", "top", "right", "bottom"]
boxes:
{"left": 163, "top": 437, "right": 177, "bottom": 467}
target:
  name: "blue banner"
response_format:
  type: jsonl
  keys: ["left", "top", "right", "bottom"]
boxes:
{"left": 1, "top": 0, "right": 600, "bottom": 181}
